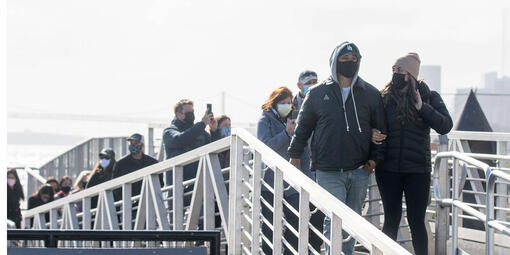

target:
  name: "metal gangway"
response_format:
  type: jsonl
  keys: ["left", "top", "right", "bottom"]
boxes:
{"left": 21, "top": 129, "right": 410, "bottom": 254}
{"left": 12, "top": 136, "right": 129, "bottom": 208}
{"left": 18, "top": 128, "right": 510, "bottom": 254}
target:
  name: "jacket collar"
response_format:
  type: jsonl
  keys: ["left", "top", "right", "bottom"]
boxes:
{"left": 263, "top": 109, "right": 286, "bottom": 125}
{"left": 171, "top": 118, "right": 192, "bottom": 130}
{"left": 325, "top": 76, "right": 366, "bottom": 90}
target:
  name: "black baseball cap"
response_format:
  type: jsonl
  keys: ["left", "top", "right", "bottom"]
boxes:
{"left": 99, "top": 148, "right": 115, "bottom": 159}
{"left": 127, "top": 133, "right": 145, "bottom": 144}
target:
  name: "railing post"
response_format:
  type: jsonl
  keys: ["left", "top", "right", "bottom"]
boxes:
{"left": 451, "top": 158, "right": 459, "bottom": 255}
{"left": 330, "top": 213, "right": 342, "bottom": 255}
{"left": 50, "top": 208, "right": 58, "bottom": 230}
{"left": 122, "top": 183, "right": 132, "bottom": 230}
{"left": 496, "top": 141, "right": 508, "bottom": 221}
{"left": 273, "top": 168, "right": 284, "bottom": 255}
{"left": 203, "top": 155, "right": 215, "bottom": 230}
{"left": 148, "top": 127, "right": 155, "bottom": 157}
{"left": 298, "top": 188, "right": 310, "bottom": 255}
{"left": 228, "top": 134, "right": 244, "bottom": 255}
{"left": 251, "top": 151, "right": 262, "bottom": 255}
{"left": 435, "top": 135, "right": 449, "bottom": 255}
{"left": 173, "top": 166, "right": 184, "bottom": 231}
{"left": 486, "top": 174, "right": 496, "bottom": 255}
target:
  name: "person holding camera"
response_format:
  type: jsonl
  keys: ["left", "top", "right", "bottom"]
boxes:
{"left": 163, "top": 99, "right": 213, "bottom": 185}
{"left": 371, "top": 53, "right": 452, "bottom": 255}
{"left": 288, "top": 42, "right": 386, "bottom": 255}
{"left": 257, "top": 86, "right": 319, "bottom": 254}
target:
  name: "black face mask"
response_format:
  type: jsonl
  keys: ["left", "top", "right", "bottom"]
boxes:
{"left": 184, "top": 111, "right": 195, "bottom": 124}
{"left": 61, "top": 186, "right": 71, "bottom": 194}
{"left": 336, "top": 61, "right": 357, "bottom": 78}
{"left": 129, "top": 144, "right": 142, "bottom": 155}
{"left": 392, "top": 73, "right": 407, "bottom": 89}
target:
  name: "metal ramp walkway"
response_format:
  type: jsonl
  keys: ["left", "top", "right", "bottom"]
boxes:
{"left": 16, "top": 128, "right": 510, "bottom": 254}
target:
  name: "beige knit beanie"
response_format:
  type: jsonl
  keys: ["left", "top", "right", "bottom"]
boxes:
{"left": 393, "top": 53, "right": 421, "bottom": 79}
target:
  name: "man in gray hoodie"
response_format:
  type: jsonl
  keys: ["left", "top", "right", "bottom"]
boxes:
{"left": 288, "top": 42, "right": 386, "bottom": 255}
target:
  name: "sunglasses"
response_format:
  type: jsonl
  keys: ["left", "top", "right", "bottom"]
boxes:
{"left": 99, "top": 155, "right": 111, "bottom": 160}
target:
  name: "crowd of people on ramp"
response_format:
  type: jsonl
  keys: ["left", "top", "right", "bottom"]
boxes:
{"left": 8, "top": 41, "right": 453, "bottom": 255}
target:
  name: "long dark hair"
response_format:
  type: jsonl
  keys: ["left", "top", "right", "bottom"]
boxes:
{"left": 35, "top": 184, "right": 54, "bottom": 201}
{"left": 381, "top": 76, "right": 421, "bottom": 125}
{"left": 7, "top": 168, "right": 24, "bottom": 200}
{"left": 90, "top": 157, "right": 116, "bottom": 177}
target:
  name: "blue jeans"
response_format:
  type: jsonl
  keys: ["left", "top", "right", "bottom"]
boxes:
{"left": 316, "top": 167, "right": 371, "bottom": 255}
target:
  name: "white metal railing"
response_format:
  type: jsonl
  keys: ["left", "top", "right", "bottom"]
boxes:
{"left": 22, "top": 129, "right": 411, "bottom": 254}
{"left": 23, "top": 136, "right": 231, "bottom": 248}
{"left": 228, "top": 129, "right": 410, "bottom": 255}
{"left": 37, "top": 136, "right": 129, "bottom": 181}
{"left": 486, "top": 170, "right": 510, "bottom": 254}
{"left": 433, "top": 151, "right": 510, "bottom": 255}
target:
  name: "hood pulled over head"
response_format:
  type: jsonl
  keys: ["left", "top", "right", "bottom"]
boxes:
{"left": 329, "top": 41, "right": 362, "bottom": 85}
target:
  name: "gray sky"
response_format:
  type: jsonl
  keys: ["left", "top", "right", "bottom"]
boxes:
{"left": 7, "top": 0, "right": 510, "bottom": 127}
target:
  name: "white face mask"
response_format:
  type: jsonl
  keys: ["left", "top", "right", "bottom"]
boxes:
{"left": 276, "top": 103, "right": 292, "bottom": 118}
{"left": 7, "top": 178, "right": 16, "bottom": 187}
{"left": 100, "top": 159, "right": 111, "bottom": 168}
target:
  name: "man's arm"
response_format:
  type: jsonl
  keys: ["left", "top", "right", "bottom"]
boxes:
{"left": 163, "top": 122, "right": 206, "bottom": 148}
{"left": 288, "top": 91, "right": 318, "bottom": 162}
{"left": 368, "top": 92, "right": 387, "bottom": 168}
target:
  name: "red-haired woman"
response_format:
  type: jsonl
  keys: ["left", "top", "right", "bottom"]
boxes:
{"left": 257, "top": 86, "right": 320, "bottom": 254}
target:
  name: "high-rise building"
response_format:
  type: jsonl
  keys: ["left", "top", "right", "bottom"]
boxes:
{"left": 419, "top": 65, "right": 441, "bottom": 93}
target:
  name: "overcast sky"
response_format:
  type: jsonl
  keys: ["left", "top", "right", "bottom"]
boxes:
{"left": 7, "top": 0, "right": 510, "bottom": 127}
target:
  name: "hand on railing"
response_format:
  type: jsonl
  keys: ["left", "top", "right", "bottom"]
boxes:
{"left": 289, "top": 158, "right": 300, "bottom": 170}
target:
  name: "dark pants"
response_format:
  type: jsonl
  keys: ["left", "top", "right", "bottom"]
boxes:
{"left": 376, "top": 170, "right": 430, "bottom": 255}
{"left": 261, "top": 191, "right": 324, "bottom": 254}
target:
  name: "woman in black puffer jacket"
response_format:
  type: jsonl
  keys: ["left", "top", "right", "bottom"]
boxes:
{"left": 372, "top": 53, "right": 453, "bottom": 255}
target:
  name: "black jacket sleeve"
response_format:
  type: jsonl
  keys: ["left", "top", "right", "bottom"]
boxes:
{"left": 85, "top": 171, "right": 100, "bottom": 189}
{"left": 369, "top": 92, "right": 387, "bottom": 166}
{"left": 210, "top": 130, "right": 222, "bottom": 142}
{"left": 112, "top": 161, "right": 121, "bottom": 179}
{"left": 418, "top": 91, "right": 453, "bottom": 135}
{"left": 28, "top": 196, "right": 38, "bottom": 209}
{"left": 288, "top": 91, "right": 318, "bottom": 159}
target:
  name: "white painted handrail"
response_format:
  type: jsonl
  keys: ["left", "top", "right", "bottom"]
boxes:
{"left": 229, "top": 128, "right": 410, "bottom": 254}
{"left": 23, "top": 137, "right": 230, "bottom": 218}
{"left": 486, "top": 170, "right": 510, "bottom": 254}
{"left": 23, "top": 129, "right": 411, "bottom": 254}
{"left": 433, "top": 151, "right": 510, "bottom": 255}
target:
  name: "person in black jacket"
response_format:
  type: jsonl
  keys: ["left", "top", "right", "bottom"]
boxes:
{"left": 372, "top": 53, "right": 453, "bottom": 255}
{"left": 7, "top": 169, "right": 24, "bottom": 228}
{"left": 162, "top": 99, "right": 213, "bottom": 185}
{"left": 288, "top": 41, "right": 386, "bottom": 255}
{"left": 87, "top": 148, "right": 116, "bottom": 189}
{"left": 45, "top": 177, "right": 60, "bottom": 194}
{"left": 112, "top": 133, "right": 161, "bottom": 198}
{"left": 28, "top": 184, "right": 55, "bottom": 226}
